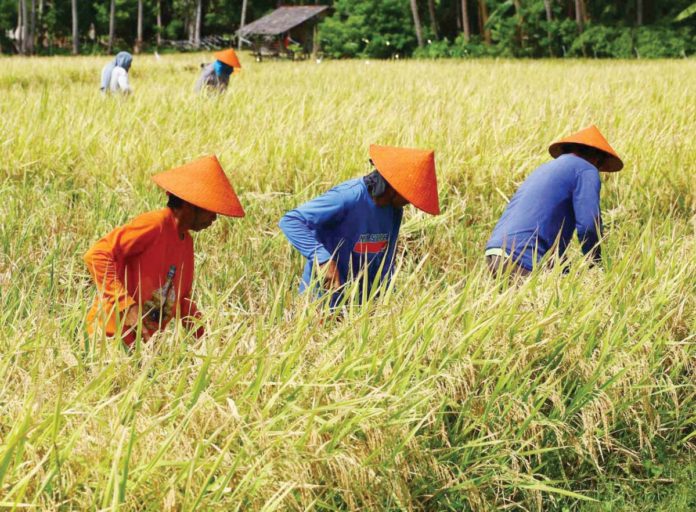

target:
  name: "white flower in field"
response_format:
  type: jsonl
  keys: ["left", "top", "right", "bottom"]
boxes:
{"left": 227, "top": 397, "right": 241, "bottom": 420}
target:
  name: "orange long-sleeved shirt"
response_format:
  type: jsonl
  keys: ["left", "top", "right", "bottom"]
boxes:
{"left": 84, "top": 208, "right": 204, "bottom": 345}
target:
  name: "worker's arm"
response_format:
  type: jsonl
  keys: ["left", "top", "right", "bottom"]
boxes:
{"left": 278, "top": 186, "right": 351, "bottom": 287}
{"left": 84, "top": 213, "right": 162, "bottom": 324}
{"left": 279, "top": 187, "right": 350, "bottom": 263}
{"left": 573, "top": 169, "right": 603, "bottom": 266}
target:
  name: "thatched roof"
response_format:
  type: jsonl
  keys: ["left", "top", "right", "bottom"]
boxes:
{"left": 237, "top": 6, "right": 330, "bottom": 37}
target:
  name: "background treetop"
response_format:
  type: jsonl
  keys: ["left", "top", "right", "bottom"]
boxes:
{"left": 3, "top": 0, "right": 695, "bottom": 58}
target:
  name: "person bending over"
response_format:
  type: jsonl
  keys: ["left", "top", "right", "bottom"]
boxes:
{"left": 100, "top": 51, "right": 133, "bottom": 94}
{"left": 84, "top": 155, "right": 245, "bottom": 347}
{"left": 279, "top": 144, "right": 440, "bottom": 307}
{"left": 485, "top": 125, "right": 624, "bottom": 278}
{"left": 195, "top": 49, "right": 241, "bottom": 93}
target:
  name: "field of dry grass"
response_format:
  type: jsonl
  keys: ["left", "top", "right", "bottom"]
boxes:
{"left": 0, "top": 53, "right": 694, "bottom": 510}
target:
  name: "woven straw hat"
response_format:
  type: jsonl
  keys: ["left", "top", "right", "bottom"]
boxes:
{"left": 152, "top": 155, "right": 245, "bottom": 217}
{"left": 214, "top": 49, "right": 241, "bottom": 70}
{"left": 549, "top": 125, "right": 623, "bottom": 172}
{"left": 369, "top": 144, "right": 440, "bottom": 215}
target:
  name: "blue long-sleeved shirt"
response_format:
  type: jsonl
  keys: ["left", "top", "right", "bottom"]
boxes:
{"left": 486, "top": 154, "right": 602, "bottom": 270}
{"left": 279, "top": 178, "right": 403, "bottom": 304}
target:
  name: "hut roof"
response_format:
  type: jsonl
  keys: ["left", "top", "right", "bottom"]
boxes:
{"left": 237, "top": 6, "right": 330, "bottom": 37}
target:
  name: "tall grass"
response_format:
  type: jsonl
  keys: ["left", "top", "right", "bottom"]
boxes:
{"left": 0, "top": 54, "right": 694, "bottom": 510}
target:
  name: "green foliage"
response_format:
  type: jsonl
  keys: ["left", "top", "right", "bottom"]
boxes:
{"left": 634, "top": 25, "right": 696, "bottom": 57}
{"left": 320, "top": 0, "right": 417, "bottom": 58}
{"left": 415, "top": 21, "right": 694, "bottom": 59}
{"left": 676, "top": 2, "right": 696, "bottom": 21}
{"left": 2, "top": 0, "right": 696, "bottom": 56}
{"left": 570, "top": 25, "right": 635, "bottom": 58}
{"left": 569, "top": 23, "right": 696, "bottom": 58}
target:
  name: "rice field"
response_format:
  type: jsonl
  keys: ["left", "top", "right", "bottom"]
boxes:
{"left": 0, "top": 53, "right": 694, "bottom": 510}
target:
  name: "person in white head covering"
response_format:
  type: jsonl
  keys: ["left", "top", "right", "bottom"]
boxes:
{"left": 100, "top": 52, "right": 133, "bottom": 94}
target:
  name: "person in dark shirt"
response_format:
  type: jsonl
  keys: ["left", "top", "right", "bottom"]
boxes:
{"left": 195, "top": 49, "right": 241, "bottom": 93}
{"left": 486, "top": 125, "right": 623, "bottom": 277}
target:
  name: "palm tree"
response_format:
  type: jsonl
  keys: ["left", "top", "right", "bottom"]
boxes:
{"left": 478, "top": 0, "right": 491, "bottom": 45}
{"left": 574, "top": 0, "right": 585, "bottom": 33}
{"left": 427, "top": 0, "right": 438, "bottom": 40}
{"left": 409, "top": 0, "right": 424, "bottom": 48}
{"left": 238, "top": 0, "right": 248, "bottom": 50}
{"left": 675, "top": 2, "right": 696, "bottom": 21}
{"left": 156, "top": 0, "right": 162, "bottom": 47}
{"left": 135, "top": 0, "right": 143, "bottom": 53}
{"left": 71, "top": 0, "right": 78, "bottom": 54}
{"left": 108, "top": 0, "right": 116, "bottom": 53}
{"left": 193, "top": 0, "right": 202, "bottom": 49}
{"left": 461, "top": 0, "right": 470, "bottom": 41}
{"left": 28, "top": 0, "right": 35, "bottom": 53}
{"left": 543, "top": 0, "right": 553, "bottom": 56}
{"left": 20, "top": 0, "right": 29, "bottom": 54}
{"left": 17, "top": 0, "right": 25, "bottom": 54}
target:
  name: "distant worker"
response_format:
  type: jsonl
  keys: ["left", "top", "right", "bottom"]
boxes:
{"left": 100, "top": 51, "right": 133, "bottom": 94}
{"left": 84, "top": 156, "right": 245, "bottom": 347}
{"left": 195, "top": 49, "right": 241, "bottom": 93}
{"left": 279, "top": 145, "right": 440, "bottom": 307}
{"left": 485, "top": 125, "right": 624, "bottom": 277}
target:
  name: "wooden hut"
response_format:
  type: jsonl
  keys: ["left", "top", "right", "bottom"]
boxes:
{"left": 237, "top": 5, "right": 330, "bottom": 60}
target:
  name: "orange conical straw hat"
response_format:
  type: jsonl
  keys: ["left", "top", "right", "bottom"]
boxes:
{"left": 549, "top": 125, "right": 623, "bottom": 172}
{"left": 214, "top": 48, "right": 241, "bottom": 69}
{"left": 152, "top": 155, "right": 245, "bottom": 217}
{"left": 369, "top": 144, "right": 440, "bottom": 215}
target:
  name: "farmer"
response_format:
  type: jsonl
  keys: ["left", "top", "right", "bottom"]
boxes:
{"left": 195, "top": 48, "right": 241, "bottom": 93}
{"left": 485, "top": 125, "right": 623, "bottom": 277}
{"left": 279, "top": 144, "right": 440, "bottom": 306}
{"left": 84, "top": 155, "right": 245, "bottom": 347}
{"left": 100, "top": 51, "right": 133, "bottom": 94}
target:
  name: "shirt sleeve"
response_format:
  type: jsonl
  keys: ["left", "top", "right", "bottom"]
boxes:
{"left": 84, "top": 213, "right": 162, "bottom": 314}
{"left": 278, "top": 186, "right": 351, "bottom": 264}
{"left": 195, "top": 65, "right": 218, "bottom": 92}
{"left": 573, "top": 169, "right": 603, "bottom": 260}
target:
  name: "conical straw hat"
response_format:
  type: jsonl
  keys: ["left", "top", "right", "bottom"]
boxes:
{"left": 152, "top": 155, "right": 245, "bottom": 217}
{"left": 214, "top": 48, "right": 241, "bottom": 69}
{"left": 549, "top": 125, "right": 623, "bottom": 172}
{"left": 369, "top": 144, "right": 440, "bottom": 215}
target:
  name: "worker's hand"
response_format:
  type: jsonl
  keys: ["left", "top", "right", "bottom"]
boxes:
{"left": 124, "top": 304, "right": 141, "bottom": 328}
{"left": 123, "top": 304, "right": 154, "bottom": 341}
{"left": 320, "top": 259, "right": 342, "bottom": 290}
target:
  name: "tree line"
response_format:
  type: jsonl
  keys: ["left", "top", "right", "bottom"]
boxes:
{"left": 2, "top": 0, "right": 695, "bottom": 57}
